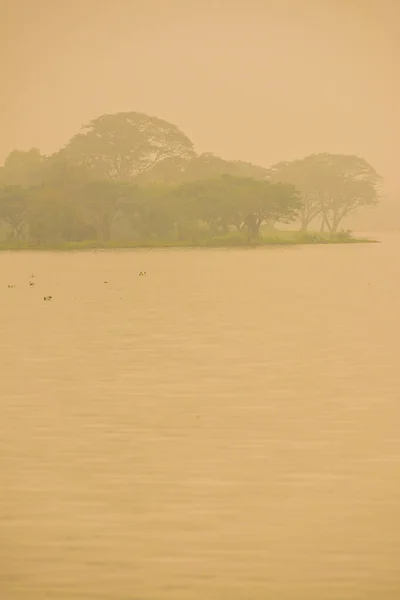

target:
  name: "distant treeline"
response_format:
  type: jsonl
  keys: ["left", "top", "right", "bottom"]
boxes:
{"left": 0, "top": 111, "right": 381, "bottom": 244}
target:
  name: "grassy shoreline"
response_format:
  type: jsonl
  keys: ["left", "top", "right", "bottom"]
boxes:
{"left": 0, "top": 232, "right": 378, "bottom": 251}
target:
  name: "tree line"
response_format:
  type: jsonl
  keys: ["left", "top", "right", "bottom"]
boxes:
{"left": 0, "top": 111, "right": 381, "bottom": 244}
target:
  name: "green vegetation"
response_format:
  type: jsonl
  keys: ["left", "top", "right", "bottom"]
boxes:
{"left": 0, "top": 230, "right": 377, "bottom": 252}
{"left": 270, "top": 153, "right": 381, "bottom": 234}
{"left": 0, "top": 111, "right": 381, "bottom": 249}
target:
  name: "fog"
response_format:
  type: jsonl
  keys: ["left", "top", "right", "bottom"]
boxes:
{"left": 2, "top": 3, "right": 400, "bottom": 599}
{"left": 1, "top": 0, "right": 399, "bottom": 193}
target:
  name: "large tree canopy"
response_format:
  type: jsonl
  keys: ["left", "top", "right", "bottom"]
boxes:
{"left": 120, "top": 184, "right": 178, "bottom": 241}
{"left": 0, "top": 185, "right": 28, "bottom": 240}
{"left": 61, "top": 111, "right": 195, "bottom": 182}
{"left": 1, "top": 148, "right": 46, "bottom": 187}
{"left": 271, "top": 153, "right": 381, "bottom": 233}
{"left": 0, "top": 110, "right": 382, "bottom": 245}
{"left": 141, "top": 152, "right": 270, "bottom": 184}
{"left": 178, "top": 175, "right": 300, "bottom": 237}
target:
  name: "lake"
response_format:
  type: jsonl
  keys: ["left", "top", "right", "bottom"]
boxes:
{"left": 1, "top": 234, "right": 400, "bottom": 599}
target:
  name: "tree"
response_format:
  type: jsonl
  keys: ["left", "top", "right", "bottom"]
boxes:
{"left": 180, "top": 153, "right": 270, "bottom": 182}
{"left": 2, "top": 148, "right": 45, "bottom": 186}
{"left": 177, "top": 175, "right": 300, "bottom": 238}
{"left": 137, "top": 155, "right": 189, "bottom": 185}
{"left": 271, "top": 153, "right": 381, "bottom": 234}
{"left": 120, "top": 183, "right": 178, "bottom": 240}
{"left": 313, "top": 154, "right": 381, "bottom": 234}
{"left": 229, "top": 160, "right": 271, "bottom": 180}
{"left": 174, "top": 177, "right": 234, "bottom": 234}
{"left": 43, "top": 152, "right": 92, "bottom": 188}
{"left": 0, "top": 186, "right": 29, "bottom": 240}
{"left": 142, "top": 152, "right": 270, "bottom": 184}
{"left": 26, "top": 186, "right": 64, "bottom": 244}
{"left": 79, "top": 181, "right": 127, "bottom": 241}
{"left": 270, "top": 158, "right": 322, "bottom": 231}
{"left": 61, "top": 111, "right": 195, "bottom": 182}
{"left": 26, "top": 182, "right": 97, "bottom": 244}
{"left": 236, "top": 178, "right": 300, "bottom": 237}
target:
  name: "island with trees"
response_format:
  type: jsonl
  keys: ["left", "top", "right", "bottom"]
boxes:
{"left": 0, "top": 111, "right": 381, "bottom": 249}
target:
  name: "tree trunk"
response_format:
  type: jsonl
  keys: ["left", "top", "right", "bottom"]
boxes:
{"left": 330, "top": 210, "right": 344, "bottom": 235}
{"left": 99, "top": 220, "right": 111, "bottom": 242}
{"left": 15, "top": 225, "right": 24, "bottom": 241}
{"left": 300, "top": 218, "right": 308, "bottom": 233}
{"left": 320, "top": 213, "right": 333, "bottom": 234}
{"left": 245, "top": 215, "right": 260, "bottom": 238}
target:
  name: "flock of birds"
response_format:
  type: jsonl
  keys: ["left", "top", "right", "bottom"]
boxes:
{"left": 7, "top": 271, "right": 147, "bottom": 300}
{"left": 7, "top": 273, "right": 51, "bottom": 300}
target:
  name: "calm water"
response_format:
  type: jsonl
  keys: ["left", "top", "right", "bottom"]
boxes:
{"left": 1, "top": 234, "right": 400, "bottom": 600}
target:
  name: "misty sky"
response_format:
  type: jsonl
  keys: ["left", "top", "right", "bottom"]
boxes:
{"left": 2, "top": 0, "right": 399, "bottom": 191}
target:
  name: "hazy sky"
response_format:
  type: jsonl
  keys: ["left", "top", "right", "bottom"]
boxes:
{"left": 1, "top": 0, "right": 399, "bottom": 190}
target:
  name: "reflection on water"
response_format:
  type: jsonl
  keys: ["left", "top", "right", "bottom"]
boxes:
{"left": 1, "top": 234, "right": 400, "bottom": 599}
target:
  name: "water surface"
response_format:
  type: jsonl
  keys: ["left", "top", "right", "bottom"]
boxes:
{"left": 1, "top": 234, "right": 400, "bottom": 599}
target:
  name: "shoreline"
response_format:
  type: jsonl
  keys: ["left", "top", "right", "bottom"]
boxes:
{"left": 0, "top": 235, "right": 379, "bottom": 251}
